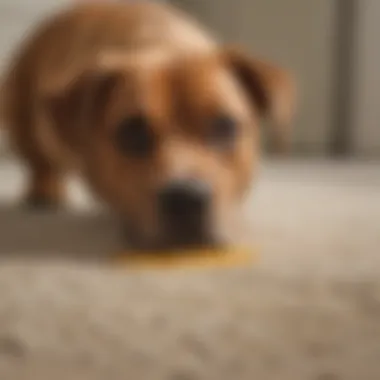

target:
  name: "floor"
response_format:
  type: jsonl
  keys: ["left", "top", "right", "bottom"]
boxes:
{"left": 0, "top": 158, "right": 379, "bottom": 380}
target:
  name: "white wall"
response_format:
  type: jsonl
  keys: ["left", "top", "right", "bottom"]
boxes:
{"left": 352, "top": 0, "right": 380, "bottom": 156}
{"left": 0, "top": 0, "right": 69, "bottom": 71}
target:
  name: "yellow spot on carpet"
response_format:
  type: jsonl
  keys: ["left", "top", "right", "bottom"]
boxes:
{"left": 113, "top": 247, "right": 257, "bottom": 270}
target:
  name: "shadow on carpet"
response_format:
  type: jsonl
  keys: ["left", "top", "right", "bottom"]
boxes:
{"left": 0, "top": 203, "right": 121, "bottom": 263}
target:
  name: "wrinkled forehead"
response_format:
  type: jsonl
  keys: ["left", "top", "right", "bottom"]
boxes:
{"left": 106, "top": 53, "right": 251, "bottom": 123}
{"left": 169, "top": 55, "right": 249, "bottom": 116}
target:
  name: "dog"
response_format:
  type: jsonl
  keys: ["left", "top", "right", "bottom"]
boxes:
{"left": 0, "top": 1, "right": 296, "bottom": 250}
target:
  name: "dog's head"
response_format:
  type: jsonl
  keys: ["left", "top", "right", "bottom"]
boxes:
{"left": 48, "top": 47, "right": 296, "bottom": 249}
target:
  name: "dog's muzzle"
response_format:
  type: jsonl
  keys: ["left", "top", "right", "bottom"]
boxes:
{"left": 158, "top": 179, "right": 213, "bottom": 246}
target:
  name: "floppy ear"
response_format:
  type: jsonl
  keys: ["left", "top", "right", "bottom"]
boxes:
{"left": 222, "top": 46, "right": 297, "bottom": 153}
{"left": 46, "top": 67, "right": 120, "bottom": 130}
{"left": 46, "top": 51, "right": 146, "bottom": 132}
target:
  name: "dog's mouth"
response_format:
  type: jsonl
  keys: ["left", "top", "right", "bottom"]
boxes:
{"left": 157, "top": 208, "right": 224, "bottom": 251}
{"left": 122, "top": 183, "right": 222, "bottom": 251}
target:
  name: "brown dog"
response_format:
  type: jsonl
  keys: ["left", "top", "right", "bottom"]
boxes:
{"left": 1, "top": 2, "right": 295, "bottom": 250}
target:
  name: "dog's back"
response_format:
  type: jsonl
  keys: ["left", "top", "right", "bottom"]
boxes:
{"left": 1, "top": 2, "right": 216, "bottom": 138}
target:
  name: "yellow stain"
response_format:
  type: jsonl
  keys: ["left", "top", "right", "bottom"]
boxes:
{"left": 113, "top": 247, "right": 257, "bottom": 270}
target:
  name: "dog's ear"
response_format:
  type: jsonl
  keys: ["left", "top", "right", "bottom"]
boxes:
{"left": 222, "top": 46, "right": 296, "bottom": 153}
{"left": 46, "top": 67, "right": 120, "bottom": 131}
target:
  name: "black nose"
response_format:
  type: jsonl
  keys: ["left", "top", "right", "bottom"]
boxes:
{"left": 159, "top": 180, "right": 211, "bottom": 227}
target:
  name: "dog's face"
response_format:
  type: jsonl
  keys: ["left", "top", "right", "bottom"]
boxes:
{"left": 49, "top": 47, "right": 295, "bottom": 249}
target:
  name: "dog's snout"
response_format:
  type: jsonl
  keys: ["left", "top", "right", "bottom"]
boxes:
{"left": 159, "top": 180, "right": 211, "bottom": 223}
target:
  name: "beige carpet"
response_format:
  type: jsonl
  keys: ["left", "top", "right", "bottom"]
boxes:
{"left": 0, "top": 158, "right": 380, "bottom": 380}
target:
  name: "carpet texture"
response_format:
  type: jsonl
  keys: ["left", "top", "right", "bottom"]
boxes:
{"left": 0, "top": 159, "right": 380, "bottom": 380}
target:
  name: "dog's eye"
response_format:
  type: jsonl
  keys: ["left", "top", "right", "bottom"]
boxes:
{"left": 208, "top": 114, "right": 237, "bottom": 147}
{"left": 115, "top": 115, "right": 155, "bottom": 157}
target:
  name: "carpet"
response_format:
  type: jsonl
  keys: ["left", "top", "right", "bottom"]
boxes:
{"left": 0, "top": 158, "right": 379, "bottom": 380}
